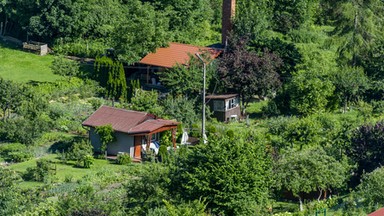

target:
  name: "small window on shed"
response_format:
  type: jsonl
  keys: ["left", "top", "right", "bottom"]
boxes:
{"left": 228, "top": 97, "right": 239, "bottom": 109}
{"left": 213, "top": 100, "right": 225, "bottom": 111}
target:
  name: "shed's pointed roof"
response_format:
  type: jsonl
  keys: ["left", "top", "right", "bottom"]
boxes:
{"left": 82, "top": 106, "right": 179, "bottom": 134}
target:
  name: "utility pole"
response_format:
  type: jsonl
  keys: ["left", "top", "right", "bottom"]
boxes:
{"left": 195, "top": 53, "right": 206, "bottom": 142}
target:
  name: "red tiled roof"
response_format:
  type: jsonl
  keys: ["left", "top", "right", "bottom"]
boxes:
{"left": 369, "top": 208, "right": 384, "bottom": 216}
{"left": 139, "top": 42, "right": 222, "bottom": 68}
{"left": 129, "top": 119, "right": 179, "bottom": 134}
{"left": 82, "top": 106, "right": 178, "bottom": 134}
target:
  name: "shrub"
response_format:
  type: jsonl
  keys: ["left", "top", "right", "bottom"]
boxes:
{"left": 116, "top": 153, "right": 131, "bottom": 165}
{"left": 81, "top": 155, "right": 94, "bottom": 168}
{"left": 0, "top": 143, "right": 26, "bottom": 156}
{"left": 7, "top": 151, "right": 33, "bottom": 163}
{"left": 24, "top": 159, "right": 54, "bottom": 182}
{"left": 63, "top": 140, "right": 94, "bottom": 168}
{"left": 0, "top": 143, "right": 32, "bottom": 162}
{"left": 51, "top": 55, "right": 80, "bottom": 77}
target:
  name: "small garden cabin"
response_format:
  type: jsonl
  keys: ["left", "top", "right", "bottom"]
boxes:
{"left": 82, "top": 106, "right": 179, "bottom": 161}
{"left": 206, "top": 94, "right": 241, "bottom": 122}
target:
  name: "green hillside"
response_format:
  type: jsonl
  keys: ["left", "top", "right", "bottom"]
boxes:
{"left": 0, "top": 43, "right": 61, "bottom": 82}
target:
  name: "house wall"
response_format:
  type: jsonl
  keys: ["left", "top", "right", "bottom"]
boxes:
{"left": 89, "top": 128, "right": 134, "bottom": 156}
{"left": 89, "top": 127, "right": 102, "bottom": 153}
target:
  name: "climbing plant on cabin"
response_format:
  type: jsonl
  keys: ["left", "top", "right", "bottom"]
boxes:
{"left": 95, "top": 124, "right": 116, "bottom": 153}
{"left": 94, "top": 56, "right": 127, "bottom": 101}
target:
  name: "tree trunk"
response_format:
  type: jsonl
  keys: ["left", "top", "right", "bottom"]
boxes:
{"left": 299, "top": 196, "right": 304, "bottom": 211}
{"left": 317, "top": 189, "right": 323, "bottom": 202}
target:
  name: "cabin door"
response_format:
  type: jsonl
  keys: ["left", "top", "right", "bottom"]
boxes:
{"left": 134, "top": 136, "right": 142, "bottom": 158}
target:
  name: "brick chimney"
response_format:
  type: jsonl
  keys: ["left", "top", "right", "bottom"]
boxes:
{"left": 222, "top": 0, "right": 236, "bottom": 46}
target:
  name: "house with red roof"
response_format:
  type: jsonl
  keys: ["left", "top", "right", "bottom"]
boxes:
{"left": 82, "top": 106, "right": 179, "bottom": 161}
{"left": 369, "top": 207, "right": 384, "bottom": 216}
{"left": 131, "top": 42, "right": 222, "bottom": 89}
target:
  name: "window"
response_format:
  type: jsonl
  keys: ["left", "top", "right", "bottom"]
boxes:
{"left": 228, "top": 97, "right": 238, "bottom": 110}
{"left": 213, "top": 100, "right": 225, "bottom": 111}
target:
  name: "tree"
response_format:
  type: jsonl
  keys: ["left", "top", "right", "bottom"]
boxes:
{"left": 94, "top": 56, "right": 127, "bottom": 101}
{"left": 347, "top": 121, "right": 384, "bottom": 182}
{"left": 356, "top": 167, "right": 384, "bottom": 211}
{"left": 168, "top": 133, "right": 272, "bottom": 215}
{"left": 147, "top": 0, "right": 217, "bottom": 45}
{"left": 233, "top": 0, "right": 272, "bottom": 41}
{"left": 274, "top": 147, "right": 349, "bottom": 211}
{"left": 333, "top": 66, "right": 369, "bottom": 112}
{"left": 112, "top": 0, "right": 169, "bottom": 63}
{"left": 161, "top": 95, "right": 198, "bottom": 127}
{"left": 64, "top": 140, "right": 94, "bottom": 168}
{"left": 159, "top": 53, "right": 215, "bottom": 98}
{"left": 0, "top": 78, "right": 23, "bottom": 121}
{"left": 130, "top": 89, "right": 163, "bottom": 116}
{"left": 0, "top": 167, "right": 24, "bottom": 216}
{"left": 327, "top": 0, "right": 384, "bottom": 66}
{"left": 251, "top": 37, "right": 302, "bottom": 80}
{"left": 125, "top": 163, "right": 171, "bottom": 215}
{"left": 272, "top": 0, "right": 319, "bottom": 34}
{"left": 95, "top": 124, "right": 115, "bottom": 152}
{"left": 288, "top": 70, "right": 335, "bottom": 115}
{"left": 218, "top": 36, "right": 282, "bottom": 112}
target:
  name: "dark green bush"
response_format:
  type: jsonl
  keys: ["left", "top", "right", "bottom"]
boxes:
{"left": 0, "top": 143, "right": 32, "bottom": 162}
{"left": 24, "top": 159, "right": 54, "bottom": 182}
{"left": 7, "top": 151, "right": 33, "bottom": 163}
{"left": 116, "top": 153, "right": 131, "bottom": 165}
{"left": 0, "top": 143, "right": 26, "bottom": 155}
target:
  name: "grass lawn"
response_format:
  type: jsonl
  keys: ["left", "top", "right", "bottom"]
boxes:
{"left": 0, "top": 42, "right": 62, "bottom": 83}
{"left": 9, "top": 153, "right": 131, "bottom": 189}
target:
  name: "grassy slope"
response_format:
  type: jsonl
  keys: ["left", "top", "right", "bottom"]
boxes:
{"left": 0, "top": 43, "right": 61, "bottom": 82}
{"left": 9, "top": 153, "right": 129, "bottom": 189}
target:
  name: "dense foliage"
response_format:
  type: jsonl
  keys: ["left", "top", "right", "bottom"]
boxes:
{"left": 1, "top": 0, "right": 384, "bottom": 215}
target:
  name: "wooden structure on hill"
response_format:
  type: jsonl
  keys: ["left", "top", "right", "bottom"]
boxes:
{"left": 23, "top": 41, "right": 48, "bottom": 56}
{"left": 206, "top": 94, "right": 241, "bottom": 122}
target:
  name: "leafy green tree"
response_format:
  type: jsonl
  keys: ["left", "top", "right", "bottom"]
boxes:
{"left": 168, "top": 133, "right": 272, "bottom": 215}
{"left": 272, "top": 0, "right": 319, "bottom": 34}
{"left": 333, "top": 66, "right": 369, "bottom": 112}
{"left": 251, "top": 37, "right": 302, "bottom": 79}
{"left": 125, "top": 163, "right": 171, "bottom": 215}
{"left": 0, "top": 167, "right": 24, "bottom": 216}
{"left": 288, "top": 70, "right": 335, "bottom": 115}
{"left": 65, "top": 140, "right": 94, "bottom": 168}
{"left": 218, "top": 36, "right": 282, "bottom": 112}
{"left": 159, "top": 54, "right": 215, "bottom": 98}
{"left": 161, "top": 95, "right": 198, "bottom": 127}
{"left": 95, "top": 124, "right": 115, "bottom": 152}
{"left": 0, "top": 78, "right": 23, "bottom": 121}
{"left": 233, "top": 0, "right": 272, "bottom": 41}
{"left": 130, "top": 89, "right": 164, "bottom": 116}
{"left": 24, "top": 159, "right": 54, "bottom": 182}
{"left": 347, "top": 121, "right": 384, "bottom": 182}
{"left": 112, "top": 0, "right": 169, "bottom": 63}
{"left": 356, "top": 167, "right": 384, "bottom": 212}
{"left": 147, "top": 0, "right": 217, "bottom": 45}
{"left": 274, "top": 147, "right": 349, "bottom": 211}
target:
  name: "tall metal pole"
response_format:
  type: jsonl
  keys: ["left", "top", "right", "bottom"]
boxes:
{"left": 195, "top": 53, "right": 206, "bottom": 141}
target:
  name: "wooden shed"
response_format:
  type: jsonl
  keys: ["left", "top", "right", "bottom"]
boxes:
{"left": 206, "top": 94, "right": 241, "bottom": 122}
